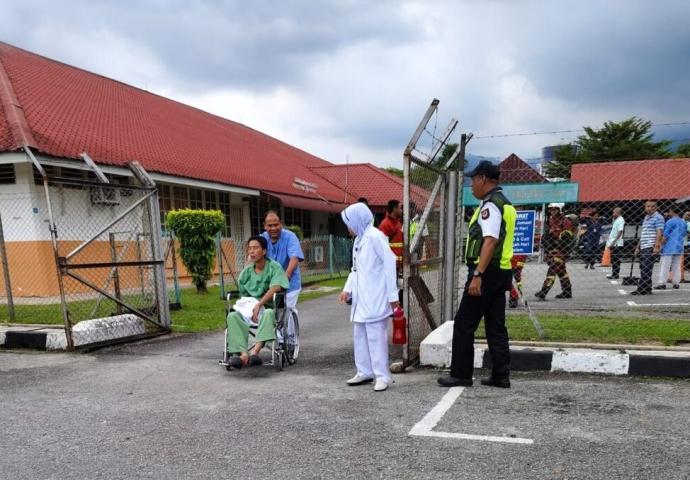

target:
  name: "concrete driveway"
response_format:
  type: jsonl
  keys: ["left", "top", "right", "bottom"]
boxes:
{"left": 1, "top": 294, "right": 688, "bottom": 479}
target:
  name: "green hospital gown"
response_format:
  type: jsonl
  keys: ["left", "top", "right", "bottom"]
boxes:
{"left": 226, "top": 258, "right": 289, "bottom": 354}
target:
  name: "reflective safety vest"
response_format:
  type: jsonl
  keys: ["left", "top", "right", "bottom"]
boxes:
{"left": 465, "top": 188, "right": 516, "bottom": 270}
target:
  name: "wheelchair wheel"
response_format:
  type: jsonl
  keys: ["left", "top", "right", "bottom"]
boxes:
{"left": 276, "top": 347, "right": 285, "bottom": 371}
{"left": 283, "top": 311, "right": 299, "bottom": 365}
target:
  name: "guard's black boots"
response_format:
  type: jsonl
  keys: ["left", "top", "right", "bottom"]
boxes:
{"left": 480, "top": 375, "right": 511, "bottom": 388}
{"left": 437, "top": 375, "right": 473, "bottom": 387}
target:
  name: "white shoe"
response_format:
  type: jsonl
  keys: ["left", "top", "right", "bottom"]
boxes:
{"left": 374, "top": 379, "right": 389, "bottom": 392}
{"left": 346, "top": 374, "right": 374, "bottom": 386}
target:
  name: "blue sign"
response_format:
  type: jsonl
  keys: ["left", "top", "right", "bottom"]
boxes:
{"left": 513, "top": 210, "right": 536, "bottom": 255}
{"left": 462, "top": 182, "right": 579, "bottom": 206}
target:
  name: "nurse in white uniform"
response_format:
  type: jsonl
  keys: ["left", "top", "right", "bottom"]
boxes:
{"left": 338, "top": 203, "right": 399, "bottom": 392}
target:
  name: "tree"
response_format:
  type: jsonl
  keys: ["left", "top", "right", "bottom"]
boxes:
{"left": 544, "top": 117, "right": 673, "bottom": 179}
{"left": 166, "top": 209, "right": 224, "bottom": 293}
{"left": 384, "top": 167, "right": 403, "bottom": 178}
{"left": 675, "top": 143, "right": 690, "bottom": 157}
{"left": 409, "top": 143, "right": 458, "bottom": 188}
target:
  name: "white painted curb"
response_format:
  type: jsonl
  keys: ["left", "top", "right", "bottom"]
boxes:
{"left": 551, "top": 349, "right": 629, "bottom": 375}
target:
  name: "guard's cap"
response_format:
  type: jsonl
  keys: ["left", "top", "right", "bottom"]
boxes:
{"left": 467, "top": 160, "right": 500, "bottom": 180}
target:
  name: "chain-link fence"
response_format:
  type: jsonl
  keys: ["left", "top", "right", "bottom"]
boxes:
{"left": 159, "top": 233, "right": 353, "bottom": 301}
{"left": 456, "top": 158, "right": 690, "bottom": 332}
{"left": 0, "top": 160, "right": 170, "bottom": 349}
{"left": 400, "top": 99, "right": 460, "bottom": 366}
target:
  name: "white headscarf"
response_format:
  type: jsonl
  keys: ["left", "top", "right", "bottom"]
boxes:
{"left": 341, "top": 202, "right": 373, "bottom": 238}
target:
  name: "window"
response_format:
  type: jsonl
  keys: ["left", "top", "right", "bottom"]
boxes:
{"left": 60, "top": 167, "right": 86, "bottom": 188}
{"left": 173, "top": 186, "right": 189, "bottom": 209}
{"left": 158, "top": 184, "right": 172, "bottom": 227}
{"left": 204, "top": 190, "right": 218, "bottom": 211}
{"left": 0, "top": 164, "right": 15, "bottom": 184}
{"left": 249, "top": 193, "right": 280, "bottom": 235}
{"left": 190, "top": 188, "right": 203, "bottom": 209}
{"left": 230, "top": 206, "right": 245, "bottom": 241}
{"left": 219, "top": 192, "right": 232, "bottom": 237}
{"left": 284, "top": 207, "right": 311, "bottom": 238}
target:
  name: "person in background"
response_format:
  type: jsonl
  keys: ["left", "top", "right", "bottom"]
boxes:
{"left": 534, "top": 204, "right": 576, "bottom": 300}
{"left": 262, "top": 210, "right": 304, "bottom": 312}
{"left": 378, "top": 199, "right": 403, "bottom": 276}
{"left": 581, "top": 209, "right": 603, "bottom": 269}
{"left": 606, "top": 207, "right": 625, "bottom": 280}
{"left": 631, "top": 201, "right": 664, "bottom": 296}
{"left": 508, "top": 253, "right": 527, "bottom": 308}
{"left": 680, "top": 210, "right": 690, "bottom": 283}
{"left": 654, "top": 205, "right": 685, "bottom": 290}
{"left": 338, "top": 202, "right": 399, "bottom": 392}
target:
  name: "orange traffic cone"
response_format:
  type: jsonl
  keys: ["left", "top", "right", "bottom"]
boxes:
{"left": 601, "top": 247, "right": 611, "bottom": 267}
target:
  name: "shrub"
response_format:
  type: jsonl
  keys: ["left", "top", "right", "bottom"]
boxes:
{"left": 286, "top": 224, "right": 304, "bottom": 240}
{"left": 166, "top": 209, "right": 224, "bottom": 293}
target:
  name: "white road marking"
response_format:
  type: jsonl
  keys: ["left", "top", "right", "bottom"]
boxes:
{"left": 409, "top": 387, "right": 534, "bottom": 445}
{"left": 610, "top": 280, "right": 619, "bottom": 285}
{"left": 627, "top": 301, "right": 636, "bottom": 306}
{"left": 617, "top": 289, "right": 627, "bottom": 295}
{"left": 629, "top": 302, "right": 690, "bottom": 307}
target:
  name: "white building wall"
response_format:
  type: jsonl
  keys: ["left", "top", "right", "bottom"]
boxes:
{"left": 0, "top": 163, "right": 47, "bottom": 241}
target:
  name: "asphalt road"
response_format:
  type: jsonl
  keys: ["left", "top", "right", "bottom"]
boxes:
{"left": 1, "top": 294, "right": 689, "bottom": 480}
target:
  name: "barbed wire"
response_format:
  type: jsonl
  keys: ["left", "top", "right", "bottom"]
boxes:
{"left": 473, "top": 121, "right": 690, "bottom": 140}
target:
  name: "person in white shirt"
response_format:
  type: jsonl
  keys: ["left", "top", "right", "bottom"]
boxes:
{"left": 338, "top": 202, "right": 399, "bottom": 392}
{"left": 606, "top": 207, "right": 626, "bottom": 279}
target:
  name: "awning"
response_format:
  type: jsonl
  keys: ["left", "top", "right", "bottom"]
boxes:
{"left": 268, "top": 192, "right": 346, "bottom": 213}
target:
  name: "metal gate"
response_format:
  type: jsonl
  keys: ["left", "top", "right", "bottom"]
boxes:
{"left": 400, "top": 99, "right": 467, "bottom": 367}
{"left": 28, "top": 148, "right": 170, "bottom": 350}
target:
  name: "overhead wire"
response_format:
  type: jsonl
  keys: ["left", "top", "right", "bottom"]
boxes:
{"left": 472, "top": 121, "right": 690, "bottom": 140}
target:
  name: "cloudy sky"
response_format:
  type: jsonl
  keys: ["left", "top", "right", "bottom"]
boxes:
{"left": 3, "top": 0, "right": 690, "bottom": 168}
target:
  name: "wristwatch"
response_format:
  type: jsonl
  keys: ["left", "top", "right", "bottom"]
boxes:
{"left": 472, "top": 270, "right": 483, "bottom": 278}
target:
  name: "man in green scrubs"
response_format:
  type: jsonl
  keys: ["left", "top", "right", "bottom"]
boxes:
{"left": 227, "top": 235, "right": 289, "bottom": 368}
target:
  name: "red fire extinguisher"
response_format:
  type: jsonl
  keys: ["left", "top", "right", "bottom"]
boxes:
{"left": 392, "top": 306, "right": 407, "bottom": 345}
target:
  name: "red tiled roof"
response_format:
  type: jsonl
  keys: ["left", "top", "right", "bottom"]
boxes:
{"left": 571, "top": 158, "right": 690, "bottom": 202}
{"left": 498, "top": 153, "right": 546, "bottom": 184}
{"left": 0, "top": 42, "right": 346, "bottom": 207}
{"left": 267, "top": 192, "right": 346, "bottom": 213}
{"left": 309, "top": 163, "right": 433, "bottom": 209}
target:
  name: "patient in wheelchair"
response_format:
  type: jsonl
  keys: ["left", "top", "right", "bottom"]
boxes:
{"left": 226, "top": 235, "right": 290, "bottom": 369}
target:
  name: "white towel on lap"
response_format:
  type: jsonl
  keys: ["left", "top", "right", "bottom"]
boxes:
{"left": 232, "top": 297, "right": 264, "bottom": 326}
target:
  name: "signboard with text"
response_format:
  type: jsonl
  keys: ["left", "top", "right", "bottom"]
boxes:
{"left": 462, "top": 182, "right": 579, "bottom": 206}
{"left": 513, "top": 210, "right": 536, "bottom": 255}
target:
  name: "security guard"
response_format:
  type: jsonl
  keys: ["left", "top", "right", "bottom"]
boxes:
{"left": 438, "top": 160, "right": 516, "bottom": 388}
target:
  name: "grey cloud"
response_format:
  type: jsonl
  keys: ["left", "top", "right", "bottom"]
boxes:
{"left": 507, "top": 1, "right": 690, "bottom": 112}
{"left": 4, "top": 0, "right": 419, "bottom": 91}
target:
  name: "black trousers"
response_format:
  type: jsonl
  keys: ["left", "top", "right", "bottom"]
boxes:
{"left": 450, "top": 265, "right": 512, "bottom": 379}
{"left": 638, "top": 247, "right": 655, "bottom": 293}
{"left": 584, "top": 243, "right": 598, "bottom": 266}
{"left": 610, "top": 245, "right": 625, "bottom": 277}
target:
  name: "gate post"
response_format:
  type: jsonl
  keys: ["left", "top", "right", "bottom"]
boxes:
{"left": 128, "top": 161, "right": 170, "bottom": 329}
{"left": 442, "top": 168, "right": 458, "bottom": 322}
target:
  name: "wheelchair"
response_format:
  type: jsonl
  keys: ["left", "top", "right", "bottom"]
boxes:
{"left": 219, "top": 291, "right": 300, "bottom": 371}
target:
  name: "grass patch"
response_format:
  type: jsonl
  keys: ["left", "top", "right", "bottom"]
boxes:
{"left": 476, "top": 314, "right": 690, "bottom": 346}
{"left": 4, "top": 277, "right": 689, "bottom": 346}
{"left": 170, "top": 278, "right": 347, "bottom": 333}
